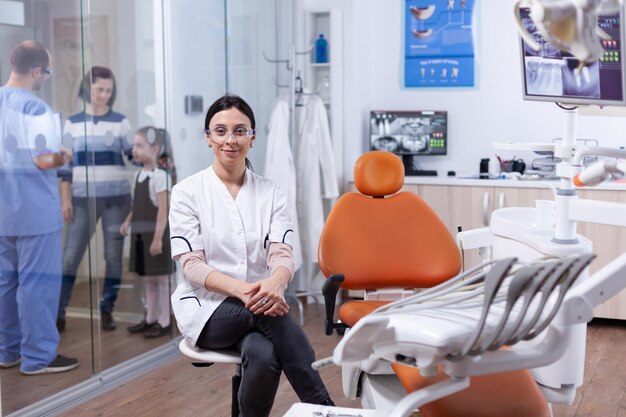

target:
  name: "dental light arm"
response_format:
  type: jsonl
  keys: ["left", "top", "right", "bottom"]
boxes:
{"left": 515, "top": 0, "right": 623, "bottom": 64}
{"left": 572, "top": 146, "right": 626, "bottom": 166}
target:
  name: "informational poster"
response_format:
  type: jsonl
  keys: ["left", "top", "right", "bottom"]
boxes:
{"left": 404, "top": 0, "right": 476, "bottom": 87}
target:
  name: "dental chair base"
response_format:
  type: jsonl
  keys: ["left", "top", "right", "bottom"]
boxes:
{"left": 360, "top": 373, "right": 406, "bottom": 411}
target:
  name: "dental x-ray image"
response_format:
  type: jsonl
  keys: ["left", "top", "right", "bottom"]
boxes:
{"left": 525, "top": 57, "right": 565, "bottom": 96}
{"left": 519, "top": 6, "right": 625, "bottom": 105}
{"left": 370, "top": 111, "right": 447, "bottom": 156}
{"left": 562, "top": 60, "right": 601, "bottom": 97}
{"left": 524, "top": 56, "right": 600, "bottom": 98}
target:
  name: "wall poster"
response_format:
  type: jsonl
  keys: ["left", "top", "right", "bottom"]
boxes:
{"left": 404, "top": 0, "right": 476, "bottom": 87}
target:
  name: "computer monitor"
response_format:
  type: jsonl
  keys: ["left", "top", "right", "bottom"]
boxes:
{"left": 519, "top": 7, "right": 626, "bottom": 106}
{"left": 370, "top": 110, "right": 447, "bottom": 176}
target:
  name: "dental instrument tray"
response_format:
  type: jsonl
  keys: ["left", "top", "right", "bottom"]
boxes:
{"left": 314, "top": 254, "right": 595, "bottom": 372}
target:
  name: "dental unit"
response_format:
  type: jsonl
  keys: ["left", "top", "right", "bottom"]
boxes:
{"left": 286, "top": 2, "right": 626, "bottom": 416}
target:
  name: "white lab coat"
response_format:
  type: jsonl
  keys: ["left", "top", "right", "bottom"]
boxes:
{"left": 295, "top": 95, "right": 339, "bottom": 262}
{"left": 169, "top": 166, "right": 295, "bottom": 345}
{"left": 264, "top": 97, "right": 303, "bottom": 270}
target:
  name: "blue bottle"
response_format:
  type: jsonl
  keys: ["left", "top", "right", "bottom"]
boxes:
{"left": 315, "top": 34, "right": 328, "bottom": 63}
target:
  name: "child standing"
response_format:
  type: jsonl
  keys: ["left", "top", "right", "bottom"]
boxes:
{"left": 121, "top": 127, "right": 173, "bottom": 338}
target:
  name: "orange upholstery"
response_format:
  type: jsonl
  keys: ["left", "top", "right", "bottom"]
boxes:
{"left": 337, "top": 300, "right": 390, "bottom": 327}
{"left": 319, "top": 151, "right": 461, "bottom": 328}
{"left": 391, "top": 363, "right": 551, "bottom": 417}
{"left": 321, "top": 154, "right": 460, "bottom": 287}
{"left": 354, "top": 151, "right": 404, "bottom": 197}
{"left": 319, "top": 191, "right": 461, "bottom": 291}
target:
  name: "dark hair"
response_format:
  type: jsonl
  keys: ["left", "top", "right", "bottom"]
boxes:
{"left": 136, "top": 126, "right": 177, "bottom": 184}
{"left": 204, "top": 94, "right": 256, "bottom": 170}
{"left": 136, "top": 126, "right": 167, "bottom": 153}
{"left": 204, "top": 94, "right": 256, "bottom": 131}
{"left": 10, "top": 40, "right": 49, "bottom": 75}
{"left": 78, "top": 66, "right": 117, "bottom": 107}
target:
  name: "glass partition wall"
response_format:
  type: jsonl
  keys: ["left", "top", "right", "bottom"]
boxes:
{"left": 1, "top": 0, "right": 283, "bottom": 415}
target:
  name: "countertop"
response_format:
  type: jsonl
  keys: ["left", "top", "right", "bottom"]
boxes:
{"left": 348, "top": 176, "right": 626, "bottom": 191}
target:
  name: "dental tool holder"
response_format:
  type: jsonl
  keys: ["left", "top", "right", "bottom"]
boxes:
{"left": 314, "top": 255, "right": 596, "bottom": 417}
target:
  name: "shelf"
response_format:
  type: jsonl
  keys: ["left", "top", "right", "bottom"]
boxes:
{"left": 310, "top": 62, "right": 330, "bottom": 67}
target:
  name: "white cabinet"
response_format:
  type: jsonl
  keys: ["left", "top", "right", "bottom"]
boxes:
{"left": 419, "top": 185, "right": 492, "bottom": 236}
{"left": 492, "top": 186, "right": 554, "bottom": 210}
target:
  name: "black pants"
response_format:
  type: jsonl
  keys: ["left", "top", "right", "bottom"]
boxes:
{"left": 196, "top": 297, "right": 331, "bottom": 417}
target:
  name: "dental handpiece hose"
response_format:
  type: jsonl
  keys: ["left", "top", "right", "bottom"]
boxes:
{"left": 573, "top": 159, "right": 625, "bottom": 187}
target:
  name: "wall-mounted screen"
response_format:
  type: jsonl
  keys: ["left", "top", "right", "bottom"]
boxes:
{"left": 519, "top": 7, "right": 626, "bottom": 106}
{"left": 370, "top": 110, "right": 447, "bottom": 176}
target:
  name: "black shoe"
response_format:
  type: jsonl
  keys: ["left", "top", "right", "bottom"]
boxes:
{"left": 101, "top": 312, "right": 117, "bottom": 331}
{"left": 143, "top": 323, "right": 171, "bottom": 338}
{"left": 317, "top": 395, "right": 335, "bottom": 406}
{"left": 56, "top": 318, "right": 66, "bottom": 333}
{"left": 21, "top": 355, "right": 79, "bottom": 375}
{"left": 127, "top": 320, "right": 155, "bottom": 334}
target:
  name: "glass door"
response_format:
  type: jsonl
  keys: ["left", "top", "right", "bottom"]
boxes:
{"left": 0, "top": 0, "right": 287, "bottom": 413}
{"left": 0, "top": 0, "right": 184, "bottom": 412}
{"left": 79, "top": 0, "right": 176, "bottom": 375}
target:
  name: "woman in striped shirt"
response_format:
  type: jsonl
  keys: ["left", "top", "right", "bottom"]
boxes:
{"left": 57, "top": 66, "right": 133, "bottom": 332}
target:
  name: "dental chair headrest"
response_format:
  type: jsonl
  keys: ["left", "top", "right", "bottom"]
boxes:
{"left": 354, "top": 151, "right": 404, "bottom": 197}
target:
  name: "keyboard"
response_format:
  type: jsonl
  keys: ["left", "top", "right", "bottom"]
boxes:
{"left": 407, "top": 170, "right": 438, "bottom": 176}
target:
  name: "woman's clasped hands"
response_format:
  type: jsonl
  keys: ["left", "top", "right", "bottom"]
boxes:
{"left": 242, "top": 273, "right": 290, "bottom": 317}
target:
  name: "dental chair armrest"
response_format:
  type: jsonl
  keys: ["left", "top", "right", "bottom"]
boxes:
{"left": 456, "top": 227, "right": 493, "bottom": 250}
{"left": 457, "top": 227, "right": 494, "bottom": 269}
{"left": 322, "top": 274, "right": 348, "bottom": 335}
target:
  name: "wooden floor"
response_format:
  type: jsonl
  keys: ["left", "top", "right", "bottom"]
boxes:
{"left": 0, "top": 274, "right": 172, "bottom": 414}
{"left": 50, "top": 308, "right": 626, "bottom": 417}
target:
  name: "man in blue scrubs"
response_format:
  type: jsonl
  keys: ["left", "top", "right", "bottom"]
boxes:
{"left": 0, "top": 40, "right": 79, "bottom": 374}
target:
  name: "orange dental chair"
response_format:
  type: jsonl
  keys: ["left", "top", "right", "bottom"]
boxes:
{"left": 317, "top": 151, "right": 552, "bottom": 417}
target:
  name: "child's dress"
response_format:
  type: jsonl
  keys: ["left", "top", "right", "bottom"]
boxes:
{"left": 129, "top": 169, "right": 173, "bottom": 276}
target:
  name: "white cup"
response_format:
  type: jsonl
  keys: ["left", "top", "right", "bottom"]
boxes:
{"left": 535, "top": 199, "right": 555, "bottom": 229}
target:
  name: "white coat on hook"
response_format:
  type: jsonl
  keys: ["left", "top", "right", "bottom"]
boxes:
{"left": 264, "top": 96, "right": 303, "bottom": 270}
{"left": 296, "top": 94, "right": 339, "bottom": 263}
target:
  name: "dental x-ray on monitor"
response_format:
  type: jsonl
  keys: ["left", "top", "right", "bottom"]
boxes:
{"left": 519, "top": 6, "right": 626, "bottom": 106}
{"left": 370, "top": 110, "right": 447, "bottom": 176}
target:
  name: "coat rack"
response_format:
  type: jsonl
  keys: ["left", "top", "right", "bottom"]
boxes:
{"left": 262, "top": 44, "right": 313, "bottom": 157}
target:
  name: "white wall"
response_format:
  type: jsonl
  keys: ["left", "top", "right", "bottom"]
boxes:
{"left": 342, "top": 0, "right": 626, "bottom": 179}
{"left": 162, "top": 0, "right": 285, "bottom": 181}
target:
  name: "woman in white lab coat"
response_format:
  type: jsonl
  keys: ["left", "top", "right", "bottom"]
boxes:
{"left": 169, "top": 95, "right": 333, "bottom": 416}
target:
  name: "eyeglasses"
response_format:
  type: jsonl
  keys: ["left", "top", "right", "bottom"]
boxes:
{"left": 42, "top": 68, "right": 53, "bottom": 76}
{"left": 205, "top": 127, "right": 255, "bottom": 142}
